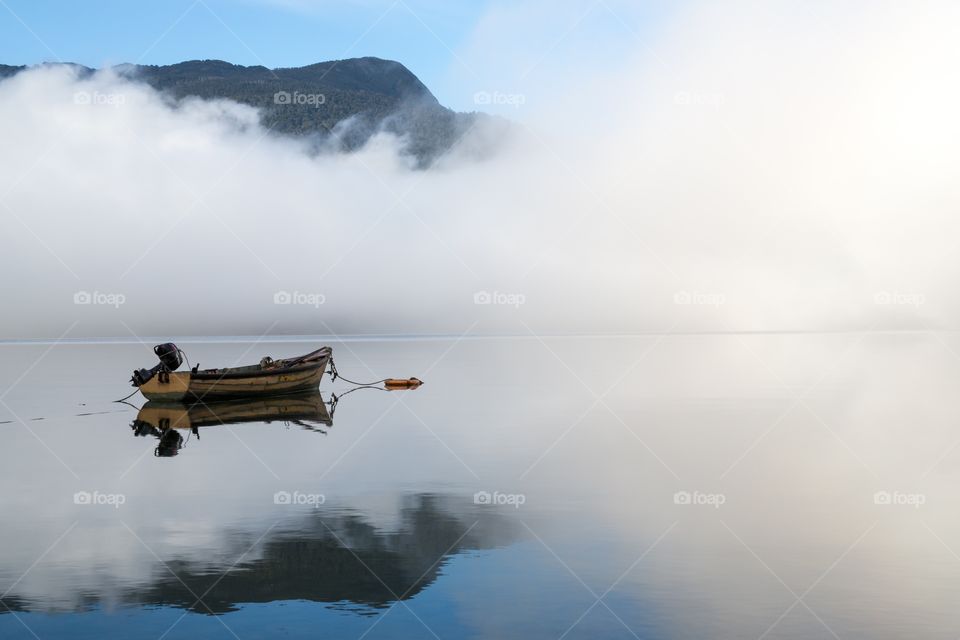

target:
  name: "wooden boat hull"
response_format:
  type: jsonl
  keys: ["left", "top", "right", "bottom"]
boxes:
{"left": 138, "top": 348, "right": 331, "bottom": 402}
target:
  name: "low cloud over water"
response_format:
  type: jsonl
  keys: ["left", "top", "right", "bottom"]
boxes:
{"left": 2, "top": 0, "right": 959, "bottom": 339}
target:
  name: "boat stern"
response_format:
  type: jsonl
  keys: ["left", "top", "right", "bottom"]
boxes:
{"left": 138, "top": 372, "right": 191, "bottom": 402}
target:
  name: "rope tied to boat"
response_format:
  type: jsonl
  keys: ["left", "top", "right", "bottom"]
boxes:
{"left": 327, "top": 358, "right": 389, "bottom": 387}
{"left": 114, "top": 388, "right": 141, "bottom": 403}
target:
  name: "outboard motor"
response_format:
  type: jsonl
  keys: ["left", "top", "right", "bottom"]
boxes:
{"left": 131, "top": 343, "right": 183, "bottom": 387}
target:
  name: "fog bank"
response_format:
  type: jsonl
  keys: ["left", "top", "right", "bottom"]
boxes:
{"left": 2, "top": 0, "right": 959, "bottom": 340}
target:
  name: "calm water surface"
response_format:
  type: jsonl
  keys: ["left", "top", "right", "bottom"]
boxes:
{"left": 2, "top": 334, "right": 960, "bottom": 639}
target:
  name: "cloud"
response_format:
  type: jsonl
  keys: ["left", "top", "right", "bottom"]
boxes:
{"left": 2, "top": 0, "right": 960, "bottom": 340}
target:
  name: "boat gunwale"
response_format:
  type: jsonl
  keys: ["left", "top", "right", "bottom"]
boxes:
{"left": 187, "top": 350, "right": 331, "bottom": 381}
{"left": 188, "top": 359, "right": 327, "bottom": 381}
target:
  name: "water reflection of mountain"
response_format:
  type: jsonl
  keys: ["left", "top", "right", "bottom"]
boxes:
{"left": 0, "top": 494, "right": 518, "bottom": 616}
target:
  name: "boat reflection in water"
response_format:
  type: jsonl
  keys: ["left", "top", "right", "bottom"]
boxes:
{"left": 131, "top": 391, "right": 334, "bottom": 456}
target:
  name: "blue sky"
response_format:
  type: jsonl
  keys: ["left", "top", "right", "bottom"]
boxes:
{"left": 0, "top": 0, "right": 659, "bottom": 111}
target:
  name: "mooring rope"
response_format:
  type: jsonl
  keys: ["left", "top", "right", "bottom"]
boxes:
{"left": 327, "top": 358, "right": 389, "bottom": 387}
{"left": 114, "top": 388, "right": 141, "bottom": 403}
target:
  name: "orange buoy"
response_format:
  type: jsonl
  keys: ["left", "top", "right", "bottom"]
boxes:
{"left": 384, "top": 377, "right": 423, "bottom": 390}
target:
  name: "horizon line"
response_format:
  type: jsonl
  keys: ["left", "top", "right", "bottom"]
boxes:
{"left": 0, "top": 328, "right": 951, "bottom": 346}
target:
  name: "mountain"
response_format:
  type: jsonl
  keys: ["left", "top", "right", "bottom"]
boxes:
{"left": 0, "top": 64, "right": 25, "bottom": 79}
{"left": 0, "top": 58, "right": 494, "bottom": 166}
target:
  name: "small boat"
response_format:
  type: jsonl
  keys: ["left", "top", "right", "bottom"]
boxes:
{"left": 131, "top": 343, "right": 332, "bottom": 402}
